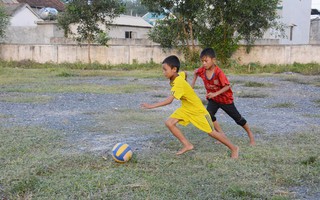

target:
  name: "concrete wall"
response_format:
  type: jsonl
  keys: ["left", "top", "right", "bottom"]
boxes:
{"left": 233, "top": 45, "right": 320, "bottom": 65}
{"left": 310, "top": 18, "right": 320, "bottom": 44}
{"left": 3, "top": 22, "right": 64, "bottom": 44}
{"left": 1, "top": 42, "right": 320, "bottom": 65}
{"left": 0, "top": 41, "right": 180, "bottom": 64}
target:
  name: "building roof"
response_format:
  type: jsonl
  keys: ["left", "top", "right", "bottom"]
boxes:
{"left": 3, "top": 2, "right": 39, "bottom": 18}
{"left": 1, "top": 0, "right": 19, "bottom": 3}
{"left": 3, "top": 3, "right": 25, "bottom": 15}
{"left": 142, "top": 12, "right": 166, "bottom": 26}
{"left": 16, "top": 0, "right": 65, "bottom": 11}
{"left": 113, "top": 15, "right": 153, "bottom": 28}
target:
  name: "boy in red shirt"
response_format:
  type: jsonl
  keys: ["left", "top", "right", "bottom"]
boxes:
{"left": 191, "top": 48, "right": 255, "bottom": 145}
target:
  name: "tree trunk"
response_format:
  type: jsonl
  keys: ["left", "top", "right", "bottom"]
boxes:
{"left": 88, "top": 39, "right": 91, "bottom": 65}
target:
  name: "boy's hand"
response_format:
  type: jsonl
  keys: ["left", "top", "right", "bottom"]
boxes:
{"left": 141, "top": 103, "right": 152, "bottom": 109}
{"left": 193, "top": 69, "right": 198, "bottom": 76}
{"left": 206, "top": 92, "right": 217, "bottom": 99}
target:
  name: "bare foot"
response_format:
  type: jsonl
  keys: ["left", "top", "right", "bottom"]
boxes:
{"left": 231, "top": 146, "right": 239, "bottom": 159}
{"left": 250, "top": 141, "right": 256, "bottom": 146}
{"left": 176, "top": 145, "right": 194, "bottom": 155}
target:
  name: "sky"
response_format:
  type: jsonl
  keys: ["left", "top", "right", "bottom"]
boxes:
{"left": 313, "top": 0, "right": 320, "bottom": 10}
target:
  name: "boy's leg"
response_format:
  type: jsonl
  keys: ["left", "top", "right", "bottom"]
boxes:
{"left": 165, "top": 118, "right": 194, "bottom": 155}
{"left": 207, "top": 100, "right": 226, "bottom": 142}
{"left": 213, "top": 121, "right": 225, "bottom": 144}
{"left": 208, "top": 130, "right": 239, "bottom": 159}
{"left": 242, "top": 123, "right": 255, "bottom": 145}
{"left": 213, "top": 120, "right": 224, "bottom": 134}
{"left": 220, "top": 103, "right": 255, "bottom": 145}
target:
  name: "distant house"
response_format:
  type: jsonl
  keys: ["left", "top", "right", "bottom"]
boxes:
{"left": 108, "top": 15, "right": 153, "bottom": 39}
{"left": 311, "top": 8, "right": 320, "bottom": 19}
{"left": 2, "top": 1, "right": 42, "bottom": 27}
{"left": 142, "top": 12, "right": 166, "bottom": 26}
{"left": 16, "top": 0, "right": 65, "bottom": 12}
{"left": 259, "top": 0, "right": 312, "bottom": 45}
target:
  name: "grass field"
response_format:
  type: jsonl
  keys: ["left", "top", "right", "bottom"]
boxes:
{"left": 0, "top": 63, "right": 320, "bottom": 199}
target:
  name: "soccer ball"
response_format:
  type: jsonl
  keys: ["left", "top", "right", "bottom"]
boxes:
{"left": 112, "top": 143, "right": 133, "bottom": 163}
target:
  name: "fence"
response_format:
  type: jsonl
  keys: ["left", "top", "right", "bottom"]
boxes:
{"left": 1, "top": 42, "right": 320, "bottom": 65}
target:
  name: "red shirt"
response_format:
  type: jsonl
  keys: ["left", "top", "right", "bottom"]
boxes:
{"left": 196, "top": 66, "right": 234, "bottom": 104}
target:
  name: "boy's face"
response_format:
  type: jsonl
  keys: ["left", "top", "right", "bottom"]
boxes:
{"left": 162, "top": 63, "right": 176, "bottom": 79}
{"left": 201, "top": 56, "right": 216, "bottom": 69}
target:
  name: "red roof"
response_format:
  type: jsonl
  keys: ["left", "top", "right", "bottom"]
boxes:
{"left": 16, "top": 0, "right": 65, "bottom": 11}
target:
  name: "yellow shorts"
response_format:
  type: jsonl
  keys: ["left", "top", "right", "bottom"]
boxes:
{"left": 170, "top": 107, "right": 214, "bottom": 133}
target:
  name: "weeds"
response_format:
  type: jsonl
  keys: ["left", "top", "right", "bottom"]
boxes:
{"left": 2, "top": 125, "right": 318, "bottom": 199}
{"left": 313, "top": 99, "right": 320, "bottom": 107}
{"left": 224, "top": 61, "right": 320, "bottom": 75}
{"left": 243, "top": 81, "right": 270, "bottom": 87}
{"left": 236, "top": 92, "right": 268, "bottom": 98}
{"left": 1, "top": 60, "right": 320, "bottom": 75}
{"left": 268, "top": 102, "right": 295, "bottom": 108}
{"left": 0, "top": 65, "right": 319, "bottom": 199}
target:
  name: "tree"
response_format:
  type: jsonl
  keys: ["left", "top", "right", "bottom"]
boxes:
{"left": 197, "top": 0, "right": 282, "bottom": 64}
{"left": 123, "top": 0, "right": 148, "bottom": 16}
{"left": 142, "top": 0, "right": 206, "bottom": 63}
{"left": 0, "top": 4, "right": 10, "bottom": 39}
{"left": 58, "top": 0, "right": 124, "bottom": 64}
{"left": 142, "top": 0, "right": 281, "bottom": 64}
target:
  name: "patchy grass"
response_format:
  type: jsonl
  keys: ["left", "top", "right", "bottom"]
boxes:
{"left": 313, "top": 77, "right": 320, "bottom": 87}
{"left": 243, "top": 81, "right": 273, "bottom": 87}
{"left": 268, "top": 102, "right": 295, "bottom": 108}
{"left": 224, "top": 61, "right": 320, "bottom": 75}
{"left": 281, "top": 76, "right": 320, "bottom": 87}
{"left": 0, "top": 67, "right": 157, "bottom": 94}
{"left": 282, "top": 77, "right": 310, "bottom": 85}
{"left": 313, "top": 99, "right": 320, "bottom": 107}
{"left": 303, "top": 114, "right": 320, "bottom": 118}
{"left": 152, "top": 94, "right": 168, "bottom": 98}
{"left": 0, "top": 125, "right": 319, "bottom": 199}
{"left": 0, "top": 94, "right": 52, "bottom": 103}
{"left": 1, "top": 60, "right": 320, "bottom": 75}
{"left": 0, "top": 114, "right": 13, "bottom": 119}
{"left": 236, "top": 92, "right": 269, "bottom": 98}
{"left": 2, "top": 82, "right": 153, "bottom": 94}
{"left": 0, "top": 65, "right": 319, "bottom": 199}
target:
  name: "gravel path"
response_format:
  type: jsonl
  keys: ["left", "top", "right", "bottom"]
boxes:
{"left": 1, "top": 73, "right": 319, "bottom": 199}
{"left": 1, "top": 73, "right": 319, "bottom": 150}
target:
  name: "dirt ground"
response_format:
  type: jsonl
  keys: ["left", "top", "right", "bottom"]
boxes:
{"left": 1, "top": 73, "right": 319, "bottom": 153}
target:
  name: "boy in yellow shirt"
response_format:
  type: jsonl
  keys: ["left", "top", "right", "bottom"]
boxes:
{"left": 141, "top": 55, "right": 239, "bottom": 158}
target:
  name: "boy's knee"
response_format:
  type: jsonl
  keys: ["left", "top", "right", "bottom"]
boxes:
{"left": 210, "top": 115, "right": 217, "bottom": 122}
{"left": 165, "top": 119, "right": 175, "bottom": 128}
{"left": 236, "top": 117, "right": 247, "bottom": 126}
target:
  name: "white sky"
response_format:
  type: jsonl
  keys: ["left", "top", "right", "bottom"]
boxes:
{"left": 313, "top": 0, "right": 320, "bottom": 9}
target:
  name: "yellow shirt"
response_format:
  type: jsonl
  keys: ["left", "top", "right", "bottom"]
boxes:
{"left": 170, "top": 72, "right": 214, "bottom": 133}
{"left": 170, "top": 72, "right": 208, "bottom": 115}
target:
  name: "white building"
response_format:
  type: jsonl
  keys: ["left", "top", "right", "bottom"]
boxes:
{"left": 3, "top": 1, "right": 42, "bottom": 27}
{"left": 108, "top": 15, "right": 153, "bottom": 39}
{"left": 260, "top": 0, "right": 312, "bottom": 45}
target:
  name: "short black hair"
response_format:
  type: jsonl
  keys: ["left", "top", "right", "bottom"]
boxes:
{"left": 200, "top": 48, "right": 216, "bottom": 59}
{"left": 162, "top": 55, "right": 180, "bottom": 72}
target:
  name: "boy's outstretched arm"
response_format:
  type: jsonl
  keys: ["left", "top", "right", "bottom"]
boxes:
{"left": 191, "top": 69, "right": 198, "bottom": 88}
{"left": 141, "top": 95, "right": 175, "bottom": 109}
{"left": 206, "top": 85, "right": 231, "bottom": 99}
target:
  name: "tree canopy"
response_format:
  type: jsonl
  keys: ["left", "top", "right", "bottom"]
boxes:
{"left": 57, "top": 0, "right": 125, "bottom": 63}
{"left": 142, "top": 0, "right": 281, "bottom": 64}
{"left": 0, "top": 4, "right": 9, "bottom": 39}
{"left": 122, "top": 0, "right": 148, "bottom": 16}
